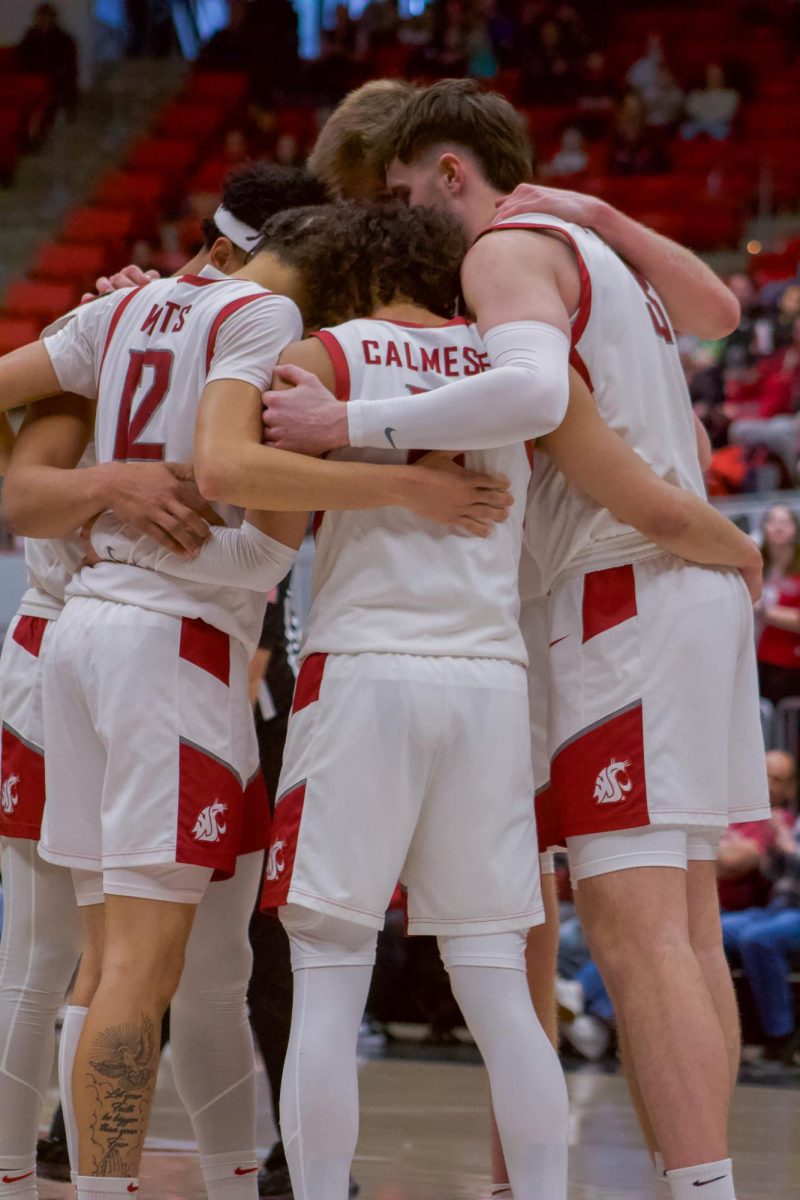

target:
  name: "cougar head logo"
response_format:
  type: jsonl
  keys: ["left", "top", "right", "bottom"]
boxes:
{"left": 593, "top": 759, "right": 633, "bottom": 805}
{"left": 1, "top": 775, "right": 19, "bottom": 815}
{"left": 265, "top": 839, "right": 286, "bottom": 881}
{"left": 192, "top": 800, "right": 228, "bottom": 843}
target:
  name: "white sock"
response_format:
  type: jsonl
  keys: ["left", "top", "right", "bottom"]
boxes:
{"left": 200, "top": 1151, "right": 259, "bottom": 1199}
{"left": 654, "top": 1152, "right": 668, "bottom": 1184}
{"left": 0, "top": 1155, "right": 37, "bottom": 1200}
{"left": 440, "top": 932, "right": 569, "bottom": 1200}
{"left": 58, "top": 1005, "right": 88, "bottom": 1175}
{"left": 76, "top": 1176, "right": 140, "bottom": 1200}
{"left": 667, "top": 1160, "right": 734, "bottom": 1200}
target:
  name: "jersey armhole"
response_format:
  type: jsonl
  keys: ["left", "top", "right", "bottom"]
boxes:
{"left": 311, "top": 330, "right": 351, "bottom": 401}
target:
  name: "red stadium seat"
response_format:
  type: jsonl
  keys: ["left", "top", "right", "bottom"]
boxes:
{"left": 3, "top": 280, "right": 78, "bottom": 323}
{"left": 92, "top": 170, "right": 168, "bottom": 213}
{"left": 30, "top": 243, "right": 109, "bottom": 289}
{"left": 156, "top": 101, "right": 229, "bottom": 141}
{"left": 0, "top": 315, "right": 40, "bottom": 354}
{"left": 125, "top": 136, "right": 200, "bottom": 181}
{"left": 183, "top": 71, "right": 249, "bottom": 107}
{"left": 275, "top": 107, "right": 319, "bottom": 146}
{"left": 59, "top": 207, "right": 137, "bottom": 256}
{"left": 0, "top": 72, "right": 50, "bottom": 107}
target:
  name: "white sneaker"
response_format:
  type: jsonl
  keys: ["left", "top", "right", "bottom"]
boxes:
{"left": 562, "top": 1013, "right": 610, "bottom": 1061}
{"left": 555, "top": 977, "right": 585, "bottom": 1021}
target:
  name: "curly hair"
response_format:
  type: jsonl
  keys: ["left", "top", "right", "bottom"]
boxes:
{"left": 373, "top": 78, "right": 533, "bottom": 194}
{"left": 257, "top": 200, "right": 468, "bottom": 329}
{"left": 201, "top": 163, "right": 328, "bottom": 249}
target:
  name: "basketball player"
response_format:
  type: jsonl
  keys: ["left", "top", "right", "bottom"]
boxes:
{"left": 266, "top": 80, "right": 766, "bottom": 1200}
{"left": 0, "top": 218, "right": 507, "bottom": 1200}
{"left": 0, "top": 164, "right": 331, "bottom": 1200}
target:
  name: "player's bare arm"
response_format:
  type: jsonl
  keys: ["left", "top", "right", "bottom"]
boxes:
{"left": 262, "top": 231, "right": 574, "bottom": 457}
{"left": 494, "top": 183, "right": 740, "bottom": 339}
{"left": 538, "top": 381, "right": 762, "bottom": 597}
{"left": 196, "top": 377, "right": 512, "bottom": 536}
{"left": 2, "top": 394, "right": 211, "bottom": 554}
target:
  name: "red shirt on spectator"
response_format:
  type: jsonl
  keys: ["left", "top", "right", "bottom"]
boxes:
{"left": 758, "top": 574, "right": 800, "bottom": 669}
{"left": 718, "top": 812, "right": 794, "bottom": 910}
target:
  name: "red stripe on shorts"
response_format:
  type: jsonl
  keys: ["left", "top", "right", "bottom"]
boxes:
{"left": 12, "top": 615, "right": 48, "bottom": 658}
{"left": 550, "top": 701, "right": 649, "bottom": 838}
{"left": 259, "top": 780, "right": 306, "bottom": 910}
{"left": 534, "top": 782, "right": 563, "bottom": 855}
{"left": 176, "top": 739, "right": 243, "bottom": 877}
{"left": 582, "top": 564, "right": 637, "bottom": 644}
{"left": 179, "top": 617, "right": 230, "bottom": 686}
{"left": 291, "top": 653, "right": 327, "bottom": 714}
{"left": 0, "top": 724, "right": 45, "bottom": 840}
{"left": 239, "top": 769, "right": 272, "bottom": 855}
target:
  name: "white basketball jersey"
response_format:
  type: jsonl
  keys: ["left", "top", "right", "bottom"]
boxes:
{"left": 302, "top": 317, "right": 531, "bottom": 663}
{"left": 43, "top": 273, "right": 302, "bottom": 653}
{"left": 491, "top": 213, "right": 705, "bottom": 591}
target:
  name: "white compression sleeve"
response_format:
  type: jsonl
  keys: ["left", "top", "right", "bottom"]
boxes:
{"left": 347, "top": 321, "right": 570, "bottom": 451}
{"left": 90, "top": 516, "right": 298, "bottom": 592}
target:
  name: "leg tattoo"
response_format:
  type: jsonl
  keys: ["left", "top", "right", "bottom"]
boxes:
{"left": 85, "top": 1015, "right": 157, "bottom": 1175}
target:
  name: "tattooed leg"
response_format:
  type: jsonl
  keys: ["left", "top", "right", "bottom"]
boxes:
{"left": 73, "top": 895, "right": 198, "bottom": 1177}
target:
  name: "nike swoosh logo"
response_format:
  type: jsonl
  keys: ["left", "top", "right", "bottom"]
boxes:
{"left": 384, "top": 426, "right": 397, "bottom": 449}
{"left": 549, "top": 635, "right": 568, "bottom": 648}
{"left": 3, "top": 1173, "right": 34, "bottom": 1184}
{"left": 693, "top": 1178, "right": 728, "bottom": 1188}
{"left": 234, "top": 1167, "right": 259, "bottom": 1176}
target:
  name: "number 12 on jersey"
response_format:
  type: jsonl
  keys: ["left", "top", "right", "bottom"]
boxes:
{"left": 113, "top": 348, "right": 174, "bottom": 460}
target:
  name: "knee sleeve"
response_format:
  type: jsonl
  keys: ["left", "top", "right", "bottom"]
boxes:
{"left": 438, "top": 930, "right": 527, "bottom": 973}
{"left": 280, "top": 905, "right": 378, "bottom": 971}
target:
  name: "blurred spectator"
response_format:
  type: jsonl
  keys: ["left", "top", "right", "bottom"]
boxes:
{"left": 718, "top": 750, "right": 798, "bottom": 912}
{"left": 681, "top": 64, "right": 740, "bottom": 141}
{"left": 641, "top": 65, "right": 685, "bottom": 131}
{"left": 774, "top": 285, "right": 800, "bottom": 349}
{"left": 575, "top": 49, "right": 617, "bottom": 138}
{"left": 544, "top": 126, "right": 588, "bottom": 176}
{"left": 316, "top": 3, "right": 366, "bottom": 100}
{"left": 608, "top": 90, "right": 669, "bottom": 175}
{"left": 274, "top": 132, "right": 305, "bottom": 166}
{"left": 722, "top": 778, "right": 800, "bottom": 1070}
{"left": 756, "top": 504, "right": 800, "bottom": 704}
{"left": 520, "top": 17, "right": 578, "bottom": 103}
{"left": 125, "top": 0, "right": 174, "bottom": 58}
{"left": 17, "top": 3, "right": 78, "bottom": 128}
{"left": 626, "top": 32, "right": 667, "bottom": 94}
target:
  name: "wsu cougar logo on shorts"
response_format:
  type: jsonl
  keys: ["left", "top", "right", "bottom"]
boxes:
{"left": 265, "top": 839, "right": 286, "bottom": 881}
{"left": 192, "top": 799, "right": 228, "bottom": 843}
{"left": 1, "top": 775, "right": 19, "bottom": 815}
{"left": 593, "top": 759, "right": 633, "bottom": 805}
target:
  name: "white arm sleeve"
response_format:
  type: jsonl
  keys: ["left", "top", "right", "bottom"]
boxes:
{"left": 346, "top": 321, "right": 570, "bottom": 451}
{"left": 90, "top": 514, "right": 298, "bottom": 592}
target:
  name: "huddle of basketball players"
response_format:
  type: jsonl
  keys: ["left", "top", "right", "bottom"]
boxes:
{"left": 0, "top": 76, "right": 768, "bottom": 1200}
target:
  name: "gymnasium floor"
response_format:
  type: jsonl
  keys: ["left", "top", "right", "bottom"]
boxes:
{"left": 37, "top": 1044, "right": 800, "bottom": 1200}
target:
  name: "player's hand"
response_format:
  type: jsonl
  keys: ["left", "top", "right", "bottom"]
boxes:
{"left": 102, "top": 461, "right": 214, "bottom": 556}
{"left": 404, "top": 451, "right": 513, "bottom": 536}
{"left": 494, "top": 183, "right": 604, "bottom": 228}
{"left": 263, "top": 365, "right": 349, "bottom": 456}
{"left": 80, "top": 265, "right": 160, "bottom": 304}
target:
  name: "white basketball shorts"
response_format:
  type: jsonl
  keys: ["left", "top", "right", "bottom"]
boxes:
{"left": 544, "top": 555, "right": 770, "bottom": 843}
{"left": 519, "top": 594, "right": 560, "bottom": 866}
{"left": 39, "top": 596, "right": 269, "bottom": 878}
{"left": 260, "top": 652, "right": 544, "bottom": 935}
{"left": 0, "top": 614, "right": 55, "bottom": 841}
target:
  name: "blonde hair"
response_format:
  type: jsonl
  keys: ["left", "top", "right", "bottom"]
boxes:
{"left": 308, "top": 79, "right": 416, "bottom": 198}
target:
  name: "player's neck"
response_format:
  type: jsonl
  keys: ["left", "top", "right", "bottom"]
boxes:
{"left": 463, "top": 182, "right": 506, "bottom": 242}
{"left": 371, "top": 302, "right": 449, "bottom": 327}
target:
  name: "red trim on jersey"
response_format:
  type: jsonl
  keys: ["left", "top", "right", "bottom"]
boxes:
{"left": 377, "top": 316, "right": 470, "bottom": 329}
{"left": 534, "top": 783, "right": 563, "bottom": 855}
{"left": 259, "top": 780, "right": 306, "bottom": 910}
{"left": 176, "top": 739, "right": 242, "bottom": 877}
{"left": 179, "top": 617, "right": 231, "bottom": 687}
{"left": 581, "top": 565, "right": 637, "bottom": 644}
{"left": 98, "top": 286, "right": 145, "bottom": 381}
{"left": 178, "top": 274, "right": 218, "bottom": 287}
{"left": 312, "top": 330, "right": 351, "bottom": 401}
{"left": 550, "top": 702, "right": 649, "bottom": 838}
{"left": 525, "top": 440, "right": 535, "bottom": 469}
{"left": 12, "top": 615, "right": 48, "bottom": 659}
{"left": 205, "top": 291, "right": 274, "bottom": 374}
{"left": 291, "top": 652, "right": 327, "bottom": 715}
{"left": 0, "top": 724, "right": 45, "bottom": 841}
{"left": 311, "top": 511, "right": 325, "bottom": 539}
{"left": 570, "top": 347, "right": 594, "bottom": 392}
{"left": 239, "top": 769, "right": 272, "bottom": 854}
{"left": 476, "top": 220, "right": 592, "bottom": 347}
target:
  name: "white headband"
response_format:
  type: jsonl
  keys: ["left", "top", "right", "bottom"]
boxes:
{"left": 213, "top": 205, "right": 261, "bottom": 252}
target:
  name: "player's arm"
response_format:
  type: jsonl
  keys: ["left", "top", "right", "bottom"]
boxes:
{"left": 538, "top": 379, "right": 762, "bottom": 588}
{"left": 2, "top": 396, "right": 210, "bottom": 553}
{"left": 493, "top": 184, "right": 740, "bottom": 339}
{"left": 0, "top": 342, "right": 65, "bottom": 412}
{"left": 263, "top": 232, "right": 572, "bottom": 457}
